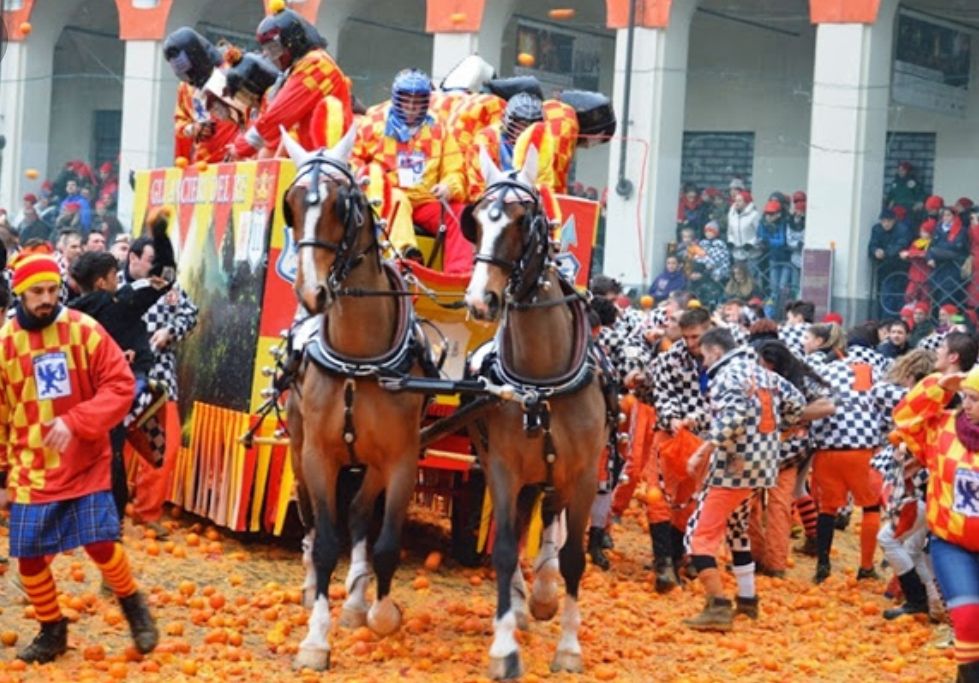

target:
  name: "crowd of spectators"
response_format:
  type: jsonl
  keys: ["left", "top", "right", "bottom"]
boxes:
{"left": 870, "top": 161, "right": 977, "bottom": 335}
{"left": 653, "top": 178, "right": 806, "bottom": 317}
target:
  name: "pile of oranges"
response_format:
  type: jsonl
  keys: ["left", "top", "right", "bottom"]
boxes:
{"left": 0, "top": 501, "right": 957, "bottom": 681}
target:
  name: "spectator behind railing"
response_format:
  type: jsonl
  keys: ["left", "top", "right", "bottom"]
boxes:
{"left": 869, "top": 209, "right": 913, "bottom": 317}
{"left": 927, "top": 205, "right": 967, "bottom": 309}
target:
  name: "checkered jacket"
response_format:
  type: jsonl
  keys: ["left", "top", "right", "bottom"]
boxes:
{"left": 871, "top": 381, "right": 908, "bottom": 440}
{"left": 847, "top": 343, "right": 893, "bottom": 376}
{"left": 597, "top": 324, "right": 651, "bottom": 386}
{"left": 704, "top": 348, "right": 805, "bottom": 489}
{"left": 647, "top": 339, "right": 711, "bottom": 434}
{"left": 807, "top": 351, "right": 884, "bottom": 450}
{"left": 778, "top": 322, "right": 809, "bottom": 359}
{"left": 779, "top": 375, "right": 830, "bottom": 469}
{"left": 917, "top": 330, "right": 947, "bottom": 351}
{"left": 696, "top": 238, "right": 731, "bottom": 282}
{"left": 870, "top": 444, "right": 929, "bottom": 521}
{"left": 122, "top": 271, "right": 198, "bottom": 401}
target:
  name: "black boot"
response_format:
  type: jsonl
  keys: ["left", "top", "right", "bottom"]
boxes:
{"left": 835, "top": 510, "right": 851, "bottom": 530}
{"left": 587, "top": 527, "right": 610, "bottom": 571}
{"left": 119, "top": 591, "right": 159, "bottom": 654}
{"left": 959, "top": 660, "right": 979, "bottom": 683}
{"left": 883, "top": 570, "right": 929, "bottom": 620}
{"left": 18, "top": 618, "right": 68, "bottom": 663}
{"left": 735, "top": 596, "right": 759, "bottom": 619}
{"left": 601, "top": 529, "right": 614, "bottom": 550}
{"left": 814, "top": 513, "right": 836, "bottom": 584}
{"left": 649, "top": 523, "right": 678, "bottom": 593}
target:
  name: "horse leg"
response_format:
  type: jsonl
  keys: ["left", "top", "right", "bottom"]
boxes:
{"left": 529, "top": 497, "right": 562, "bottom": 622}
{"left": 301, "top": 528, "right": 317, "bottom": 609}
{"left": 293, "top": 457, "right": 341, "bottom": 672}
{"left": 340, "top": 466, "right": 385, "bottom": 628}
{"left": 487, "top": 463, "right": 523, "bottom": 681}
{"left": 366, "top": 457, "right": 414, "bottom": 637}
{"left": 509, "top": 486, "right": 539, "bottom": 631}
{"left": 550, "top": 475, "right": 595, "bottom": 674}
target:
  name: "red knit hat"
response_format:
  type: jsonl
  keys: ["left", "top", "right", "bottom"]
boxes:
{"left": 11, "top": 254, "right": 62, "bottom": 295}
{"left": 914, "top": 301, "right": 930, "bottom": 314}
{"left": 822, "top": 312, "right": 843, "bottom": 325}
{"left": 737, "top": 190, "right": 753, "bottom": 204}
{"left": 925, "top": 195, "right": 944, "bottom": 212}
{"left": 941, "top": 304, "right": 959, "bottom": 315}
{"left": 763, "top": 199, "right": 782, "bottom": 214}
{"left": 893, "top": 206, "right": 907, "bottom": 221}
{"left": 23, "top": 193, "right": 37, "bottom": 204}
{"left": 957, "top": 197, "right": 973, "bottom": 211}
{"left": 921, "top": 219, "right": 937, "bottom": 236}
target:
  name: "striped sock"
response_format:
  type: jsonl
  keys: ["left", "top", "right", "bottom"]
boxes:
{"left": 87, "top": 542, "right": 137, "bottom": 598}
{"left": 951, "top": 604, "right": 979, "bottom": 665}
{"left": 18, "top": 559, "right": 62, "bottom": 624}
{"left": 795, "top": 496, "right": 818, "bottom": 538}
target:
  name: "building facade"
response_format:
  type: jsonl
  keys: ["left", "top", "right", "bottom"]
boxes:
{"left": 1, "top": 0, "right": 977, "bottom": 317}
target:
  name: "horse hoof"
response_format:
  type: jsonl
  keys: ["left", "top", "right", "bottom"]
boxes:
{"left": 528, "top": 596, "right": 559, "bottom": 622}
{"left": 292, "top": 647, "right": 331, "bottom": 672}
{"left": 549, "top": 650, "right": 584, "bottom": 674}
{"left": 367, "top": 599, "right": 402, "bottom": 637}
{"left": 488, "top": 651, "right": 523, "bottom": 680}
{"left": 338, "top": 606, "right": 368, "bottom": 629}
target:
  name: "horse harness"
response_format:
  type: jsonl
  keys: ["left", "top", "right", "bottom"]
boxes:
{"left": 282, "top": 154, "right": 438, "bottom": 464}
{"left": 464, "top": 177, "right": 618, "bottom": 493}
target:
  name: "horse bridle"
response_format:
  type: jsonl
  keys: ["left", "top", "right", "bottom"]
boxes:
{"left": 285, "top": 154, "right": 377, "bottom": 298}
{"left": 470, "top": 179, "right": 552, "bottom": 306}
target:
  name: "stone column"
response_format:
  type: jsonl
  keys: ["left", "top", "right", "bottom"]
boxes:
{"left": 602, "top": 1, "right": 698, "bottom": 288}
{"left": 805, "top": 0, "right": 898, "bottom": 317}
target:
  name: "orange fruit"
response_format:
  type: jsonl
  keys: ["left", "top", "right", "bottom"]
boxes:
{"left": 108, "top": 662, "right": 128, "bottom": 679}
{"left": 188, "top": 596, "right": 205, "bottom": 610}
{"left": 145, "top": 542, "right": 160, "bottom": 557}
{"left": 83, "top": 644, "right": 106, "bottom": 661}
{"left": 228, "top": 574, "right": 243, "bottom": 587}
{"left": 205, "top": 528, "right": 220, "bottom": 541}
{"left": 0, "top": 631, "right": 17, "bottom": 647}
{"left": 423, "top": 551, "right": 442, "bottom": 572}
{"left": 185, "top": 533, "right": 200, "bottom": 547}
{"left": 195, "top": 160, "right": 208, "bottom": 172}
{"left": 204, "top": 629, "right": 228, "bottom": 645}
{"left": 165, "top": 622, "right": 184, "bottom": 637}
{"left": 162, "top": 541, "right": 176, "bottom": 554}
{"left": 173, "top": 546, "right": 188, "bottom": 559}
{"left": 517, "top": 53, "right": 535, "bottom": 67}
{"left": 548, "top": 8, "right": 576, "bottom": 20}
{"left": 68, "top": 596, "right": 85, "bottom": 611}
{"left": 19, "top": 22, "right": 32, "bottom": 36}
{"left": 469, "top": 575, "right": 483, "bottom": 587}
{"left": 201, "top": 585, "right": 216, "bottom": 597}
{"left": 104, "top": 609, "right": 124, "bottom": 627}
{"left": 179, "top": 581, "right": 197, "bottom": 597}
{"left": 209, "top": 594, "right": 226, "bottom": 610}
{"left": 70, "top": 568, "right": 86, "bottom": 582}
{"left": 181, "top": 660, "right": 198, "bottom": 676}
{"left": 207, "top": 541, "right": 223, "bottom": 554}
{"left": 412, "top": 576, "right": 430, "bottom": 590}
{"left": 228, "top": 630, "right": 243, "bottom": 647}
{"left": 351, "top": 626, "right": 373, "bottom": 643}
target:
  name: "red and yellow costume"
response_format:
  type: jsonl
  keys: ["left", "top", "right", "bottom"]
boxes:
{"left": 173, "top": 82, "right": 196, "bottom": 162}
{"left": 542, "top": 100, "right": 580, "bottom": 194}
{"left": 351, "top": 103, "right": 470, "bottom": 273}
{"left": 235, "top": 49, "right": 352, "bottom": 158}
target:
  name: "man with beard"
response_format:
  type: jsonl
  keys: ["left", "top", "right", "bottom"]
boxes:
{"left": 0, "top": 254, "right": 157, "bottom": 663}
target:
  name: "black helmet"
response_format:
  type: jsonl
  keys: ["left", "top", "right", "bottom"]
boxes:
{"left": 224, "top": 53, "right": 281, "bottom": 100}
{"left": 256, "top": 8, "right": 319, "bottom": 70}
{"left": 163, "top": 27, "right": 222, "bottom": 89}
{"left": 502, "top": 93, "right": 543, "bottom": 145}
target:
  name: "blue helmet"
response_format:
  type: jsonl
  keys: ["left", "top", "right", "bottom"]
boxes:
{"left": 391, "top": 69, "right": 432, "bottom": 127}
{"left": 502, "top": 92, "right": 543, "bottom": 145}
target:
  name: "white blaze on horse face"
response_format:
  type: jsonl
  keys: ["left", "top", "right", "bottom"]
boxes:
{"left": 300, "top": 198, "right": 323, "bottom": 302}
{"left": 299, "top": 594, "right": 332, "bottom": 653}
{"left": 464, "top": 204, "right": 509, "bottom": 313}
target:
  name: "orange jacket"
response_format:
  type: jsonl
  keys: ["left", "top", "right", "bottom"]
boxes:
{"left": 893, "top": 373, "right": 979, "bottom": 551}
{"left": 350, "top": 103, "right": 464, "bottom": 207}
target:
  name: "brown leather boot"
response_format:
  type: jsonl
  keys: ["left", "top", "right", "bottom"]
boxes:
{"left": 682, "top": 596, "right": 734, "bottom": 631}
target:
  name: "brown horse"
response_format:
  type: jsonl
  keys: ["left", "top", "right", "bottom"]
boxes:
{"left": 462, "top": 149, "right": 610, "bottom": 679}
{"left": 280, "top": 131, "right": 428, "bottom": 672}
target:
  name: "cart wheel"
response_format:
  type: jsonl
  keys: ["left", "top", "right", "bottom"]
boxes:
{"left": 450, "top": 469, "right": 486, "bottom": 567}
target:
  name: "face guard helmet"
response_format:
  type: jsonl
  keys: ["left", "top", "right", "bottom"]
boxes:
{"left": 391, "top": 69, "right": 432, "bottom": 128}
{"left": 502, "top": 92, "right": 543, "bottom": 145}
{"left": 163, "top": 27, "right": 222, "bottom": 89}
{"left": 256, "top": 8, "right": 318, "bottom": 70}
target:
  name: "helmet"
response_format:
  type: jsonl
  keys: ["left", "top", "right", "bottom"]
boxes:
{"left": 163, "top": 27, "right": 222, "bottom": 89}
{"left": 502, "top": 92, "right": 543, "bottom": 145}
{"left": 256, "top": 8, "right": 318, "bottom": 70}
{"left": 440, "top": 55, "right": 495, "bottom": 93}
{"left": 391, "top": 69, "right": 432, "bottom": 128}
{"left": 224, "top": 53, "right": 281, "bottom": 101}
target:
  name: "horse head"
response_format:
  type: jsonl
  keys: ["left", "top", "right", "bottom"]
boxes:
{"left": 462, "top": 146, "right": 547, "bottom": 321}
{"left": 281, "top": 126, "right": 369, "bottom": 314}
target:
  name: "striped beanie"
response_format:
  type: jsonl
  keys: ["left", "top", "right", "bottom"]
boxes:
{"left": 11, "top": 254, "right": 62, "bottom": 295}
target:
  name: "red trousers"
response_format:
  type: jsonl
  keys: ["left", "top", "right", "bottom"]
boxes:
{"left": 748, "top": 467, "right": 796, "bottom": 571}
{"left": 413, "top": 200, "right": 472, "bottom": 274}
{"left": 124, "top": 401, "right": 179, "bottom": 522}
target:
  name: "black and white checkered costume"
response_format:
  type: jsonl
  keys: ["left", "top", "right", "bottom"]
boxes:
{"left": 778, "top": 322, "right": 809, "bottom": 359}
{"left": 806, "top": 351, "right": 885, "bottom": 450}
{"left": 703, "top": 348, "right": 806, "bottom": 489}
{"left": 597, "top": 321, "right": 652, "bottom": 386}
{"left": 870, "top": 444, "right": 929, "bottom": 522}
{"left": 846, "top": 343, "right": 893, "bottom": 376}
{"left": 871, "top": 380, "right": 908, "bottom": 440}
{"left": 644, "top": 339, "right": 711, "bottom": 434}
{"left": 121, "top": 269, "right": 199, "bottom": 401}
{"left": 917, "top": 330, "right": 947, "bottom": 352}
{"left": 684, "top": 487, "right": 756, "bottom": 555}
{"left": 779, "top": 375, "right": 830, "bottom": 470}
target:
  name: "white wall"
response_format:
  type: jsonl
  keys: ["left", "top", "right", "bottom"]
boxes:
{"left": 684, "top": 11, "right": 816, "bottom": 198}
